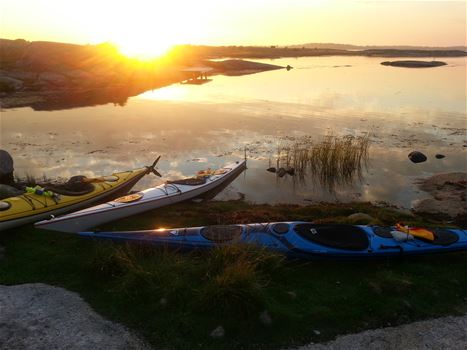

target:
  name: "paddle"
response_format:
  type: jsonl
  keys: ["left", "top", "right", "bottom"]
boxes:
{"left": 146, "top": 156, "right": 162, "bottom": 177}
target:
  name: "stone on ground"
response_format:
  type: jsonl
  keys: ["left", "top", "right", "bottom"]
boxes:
{"left": 288, "top": 314, "right": 467, "bottom": 350}
{"left": 0, "top": 283, "right": 151, "bottom": 350}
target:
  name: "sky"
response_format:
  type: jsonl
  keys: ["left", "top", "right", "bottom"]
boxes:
{"left": 1, "top": 0, "right": 466, "bottom": 57}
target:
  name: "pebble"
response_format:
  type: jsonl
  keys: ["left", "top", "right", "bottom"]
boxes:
{"left": 402, "top": 300, "right": 412, "bottom": 309}
{"left": 210, "top": 326, "right": 225, "bottom": 339}
{"left": 259, "top": 310, "right": 272, "bottom": 325}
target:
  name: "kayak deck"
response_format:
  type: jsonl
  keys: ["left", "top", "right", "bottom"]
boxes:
{"left": 79, "top": 222, "right": 467, "bottom": 259}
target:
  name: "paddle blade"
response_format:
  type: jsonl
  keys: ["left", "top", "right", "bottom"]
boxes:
{"left": 147, "top": 155, "right": 162, "bottom": 177}
{"left": 152, "top": 156, "right": 161, "bottom": 168}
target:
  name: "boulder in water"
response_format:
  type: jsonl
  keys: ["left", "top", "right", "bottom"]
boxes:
{"left": 435, "top": 154, "right": 446, "bottom": 159}
{"left": 285, "top": 166, "right": 295, "bottom": 176}
{"left": 408, "top": 151, "right": 427, "bottom": 164}
{"left": 266, "top": 167, "right": 276, "bottom": 173}
{"left": 277, "top": 168, "right": 287, "bottom": 177}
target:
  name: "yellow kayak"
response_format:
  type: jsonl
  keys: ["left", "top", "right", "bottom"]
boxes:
{"left": 0, "top": 159, "right": 161, "bottom": 231}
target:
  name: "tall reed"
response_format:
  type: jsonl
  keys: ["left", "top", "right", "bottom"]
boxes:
{"left": 275, "top": 134, "right": 370, "bottom": 192}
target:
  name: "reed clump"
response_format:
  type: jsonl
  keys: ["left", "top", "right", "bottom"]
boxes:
{"left": 14, "top": 173, "right": 54, "bottom": 188}
{"left": 275, "top": 134, "right": 370, "bottom": 191}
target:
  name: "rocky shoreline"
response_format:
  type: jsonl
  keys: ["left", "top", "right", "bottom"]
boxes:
{"left": 2, "top": 38, "right": 466, "bottom": 110}
{"left": 414, "top": 172, "right": 467, "bottom": 222}
{"left": 0, "top": 39, "right": 284, "bottom": 110}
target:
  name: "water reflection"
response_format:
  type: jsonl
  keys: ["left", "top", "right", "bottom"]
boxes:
{"left": 140, "top": 56, "right": 466, "bottom": 114}
{"left": 1, "top": 56, "right": 465, "bottom": 209}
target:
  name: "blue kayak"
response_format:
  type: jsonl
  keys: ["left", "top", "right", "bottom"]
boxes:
{"left": 79, "top": 222, "right": 467, "bottom": 259}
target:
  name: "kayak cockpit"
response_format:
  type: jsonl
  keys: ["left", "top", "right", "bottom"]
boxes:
{"left": 294, "top": 224, "right": 370, "bottom": 251}
{"left": 166, "top": 178, "right": 206, "bottom": 186}
{"left": 372, "top": 226, "right": 459, "bottom": 246}
{"left": 201, "top": 225, "right": 243, "bottom": 243}
{"left": 42, "top": 176, "right": 96, "bottom": 196}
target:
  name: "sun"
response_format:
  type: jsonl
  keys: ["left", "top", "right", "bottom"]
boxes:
{"left": 116, "top": 39, "right": 173, "bottom": 59}
{"left": 99, "top": 2, "right": 210, "bottom": 59}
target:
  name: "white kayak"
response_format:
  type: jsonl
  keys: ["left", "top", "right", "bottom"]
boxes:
{"left": 35, "top": 160, "right": 246, "bottom": 233}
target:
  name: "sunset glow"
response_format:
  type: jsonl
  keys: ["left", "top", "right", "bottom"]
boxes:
{"left": 1, "top": 0, "right": 465, "bottom": 59}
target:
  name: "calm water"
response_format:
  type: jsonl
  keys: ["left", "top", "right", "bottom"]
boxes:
{"left": 1, "top": 56, "right": 466, "bottom": 209}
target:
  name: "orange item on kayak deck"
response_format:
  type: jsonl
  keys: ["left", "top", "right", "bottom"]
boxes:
{"left": 197, "top": 168, "right": 227, "bottom": 177}
{"left": 395, "top": 223, "right": 435, "bottom": 241}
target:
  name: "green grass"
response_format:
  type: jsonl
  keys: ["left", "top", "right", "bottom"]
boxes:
{"left": 1, "top": 200, "right": 466, "bottom": 349}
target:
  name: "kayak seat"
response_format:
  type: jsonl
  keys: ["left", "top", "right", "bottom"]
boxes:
{"left": 272, "top": 223, "right": 290, "bottom": 234}
{"left": 372, "top": 227, "right": 393, "bottom": 238}
{"left": 43, "top": 175, "right": 95, "bottom": 196}
{"left": 201, "top": 225, "right": 243, "bottom": 243}
{"left": 167, "top": 177, "right": 206, "bottom": 186}
{"left": 294, "top": 224, "right": 369, "bottom": 250}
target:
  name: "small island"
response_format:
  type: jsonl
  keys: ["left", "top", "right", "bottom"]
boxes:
{"left": 381, "top": 60, "right": 447, "bottom": 68}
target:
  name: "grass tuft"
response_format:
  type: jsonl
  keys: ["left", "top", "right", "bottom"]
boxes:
{"left": 200, "top": 244, "right": 285, "bottom": 314}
